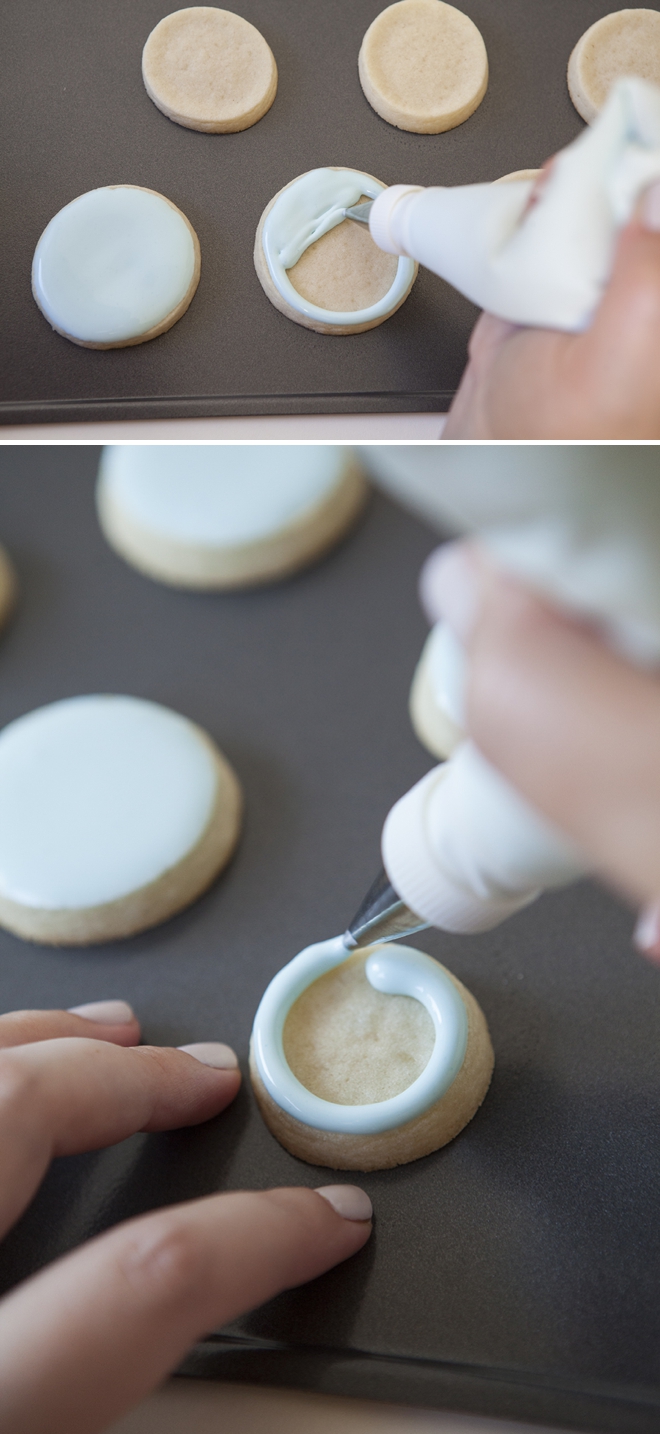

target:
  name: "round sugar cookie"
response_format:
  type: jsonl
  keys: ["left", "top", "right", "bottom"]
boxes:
{"left": 0, "top": 547, "right": 17, "bottom": 633}
{"left": 250, "top": 949, "right": 493, "bottom": 1171}
{"left": 142, "top": 7, "right": 277, "bottom": 133}
{"left": 31, "top": 186, "right": 200, "bottom": 349}
{"left": 255, "top": 167, "right": 418, "bottom": 335}
{"left": 358, "top": 0, "right": 488, "bottom": 134}
{"left": 0, "top": 695, "right": 242, "bottom": 945}
{"left": 97, "top": 446, "right": 367, "bottom": 588}
{"left": 568, "top": 10, "right": 660, "bottom": 123}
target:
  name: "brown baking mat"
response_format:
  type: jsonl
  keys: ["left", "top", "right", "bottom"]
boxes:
{"left": 0, "top": 452, "right": 660, "bottom": 1432}
{"left": 0, "top": 0, "right": 615, "bottom": 423}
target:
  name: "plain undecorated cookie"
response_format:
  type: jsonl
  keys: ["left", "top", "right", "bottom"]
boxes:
{"left": 494, "top": 168, "right": 542, "bottom": 183}
{"left": 0, "top": 695, "right": 242, "bottom": 945}
{"left": 254, "top": 169, "right": 417, "bottom": 335}
{"left": 97, "top": 445, "right": 368, "bottom": 588}
{"left": 250, "top": 951, "right": 493, "bottom": 1170}
{"left": 358, "top": 0, "right": 488, "bottom": 134}
{"left": 142, "top": 7, "right": 277, "bottom": 133}
{"left": 568, "top": 10, "right": 660, "bottom": 123}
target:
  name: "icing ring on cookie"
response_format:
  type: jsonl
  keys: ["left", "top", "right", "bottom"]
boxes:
{"left": 261, "top": 168, "right": 417, "bottom": 328}
{"left": 32, "top": 186, "right": 200, "bottom": 348}
{"left": 252, "top": 937, "right": 468, "bottom": 1134}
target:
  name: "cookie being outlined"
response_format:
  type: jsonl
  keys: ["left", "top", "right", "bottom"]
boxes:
{"left": 254, "top": 167, "right": 417, "bottom": 334}
{"left": 0, "top": 695, "right": 242, "bottom": 945}
{"left": 142, "top": 7, "right": 277, "bottom": 133}
{"left": 250, "top": 938, "right": 493, "bottom": 1170}
{"left": 32, "top": 186, "right": 200, "bottom": 349}
{"left": 96, "top": 445, "right": 368, "bottom": 588}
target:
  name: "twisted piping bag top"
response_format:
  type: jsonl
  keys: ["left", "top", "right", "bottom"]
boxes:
{"left": 370, "top": 77, "right": 660, "bottom": 329}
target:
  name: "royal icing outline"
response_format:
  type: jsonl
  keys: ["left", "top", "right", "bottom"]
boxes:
{"left": 261, "top": 168, "right": 416, "bottom": 327}
{"left": 252, "top": 937, "right": 468, "bottom": 1134}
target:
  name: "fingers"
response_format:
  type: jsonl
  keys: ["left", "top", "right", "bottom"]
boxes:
{"left": 428, "top": 543, "right": 660, "bottom": 907}
{"left": 0, "top": 1039, "right": 240, "bottom": 1237}
{"left": 0, "top": 1184, "right": 372, "bottom": 1434}
{"left": 0, "top": 1001, "right": 140, "bottom": 1050}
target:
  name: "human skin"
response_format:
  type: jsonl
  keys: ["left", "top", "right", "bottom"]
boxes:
{"left": 422, "top": 542, "right": 660, "bottom": 956}
{"left": 0, "top": 1007, "right": 372, "bottom": 1434}
{"left": 442, "top": 183, "right": 660, "bottom": 439}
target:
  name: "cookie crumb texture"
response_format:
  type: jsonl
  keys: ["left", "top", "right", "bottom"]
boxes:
{"left": 142, "top": 6, "right": 278, "bottom": 133}
{"left": 359, "top": 0, "right": 488, "bottom": 134}
{"left": 288, "top": 203, "right": 399, "bottom": 314}
{"left": 568, "top": 10, "right": 660, "bottom": 123}
{"left": 250, "top": 952, "right": 494, "bottom": 1170}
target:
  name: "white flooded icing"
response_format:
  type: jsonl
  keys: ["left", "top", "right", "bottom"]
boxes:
{"left": 0, "top": 695, "right": 218, "bottom": 909}
{"left": 261, "top": 167, "right": 416, "bottom": 327}
{"left": 32, "top": 187, "right": 197, "bottom": 344}
{"left": 252, "top": 936, "right": 468, "bottom": 1133}
{"left": 98, "top": 445, "right": 349, "bottom": 545}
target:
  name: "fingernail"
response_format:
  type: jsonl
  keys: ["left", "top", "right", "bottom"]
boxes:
{"left": 633, "top": 901, "right": 660, "bottom": 960}
{"left": 315, "top": 1185, "right": 373, "bottom": 1222}
{"left": 642, "top": 180, "right": 660, "bottom": 233}
{"left": 68, "top": 999, "right": 135, "bottom": 1025}
{"left": 419, "top": 543, "right": 481, "bottom": 640}
{"left": 178, "top": 1042, "right": 238, "bottom": 1070}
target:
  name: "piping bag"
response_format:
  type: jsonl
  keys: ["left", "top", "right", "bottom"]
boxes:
{"left": 344, "top": 445, "right": 660, "bottom": 948}
{"left": 348, "top": 77, "right": 660, "bottom": 330}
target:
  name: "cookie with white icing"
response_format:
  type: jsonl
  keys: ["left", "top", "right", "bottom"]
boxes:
{"left": 568, "top": 10, "right": 660, "bottom": 123}
{"left": 254, "top": 168, "right": 418, "bottom": 335}
{"left": 142, "top": 7, "right": 277, "bottom": 133}
{"left": 32, "top": 186, "right": 200, "bottom": 349}
{"left": 250, "top": 940, "right": 493, "bottom": 1170}
{"left": 0, "top": 695, "right": 241, "bottom": 945}
{"left": 358, "top": 0, "right": 488, "bottom": 134}
{"left": 97, "top": 445, "right": 367, "bottom": 589}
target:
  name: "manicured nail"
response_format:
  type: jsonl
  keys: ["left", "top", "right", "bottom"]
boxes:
{"left": 315, "top": 1185, "right": 373, "bottom": 1222}
{"left": 419, "top": 542, "right": 481, "bottom": 640}
{"left": 633, "top": 901, "right": 660, "bottom": 960}
{"left": 68, "top": 999, "right": 135, "bottom": 1025}
{"left": 642, "top": 180, "right": 660, "bottom": 233}
{"left": 178, "top": 1042, "right": 239, "bottom": 1070}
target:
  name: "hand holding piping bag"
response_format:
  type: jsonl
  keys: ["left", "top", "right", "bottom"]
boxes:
{"left": 365, "top": 78, "right": 660, "bottom": 437}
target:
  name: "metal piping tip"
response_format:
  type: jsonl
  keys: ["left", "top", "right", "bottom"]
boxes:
{"left": 343, "top": 867, "right": 429, "bottom": 950}
{"left": 343, "top": 200, "right": 373, "bottom": 226}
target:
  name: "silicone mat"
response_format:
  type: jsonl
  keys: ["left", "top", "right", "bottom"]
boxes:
{"left": 1, "top": 452, "right": 660, "bottom": 1433}
{"left": 0, "top": 0, "right": 622, "bottom": 423}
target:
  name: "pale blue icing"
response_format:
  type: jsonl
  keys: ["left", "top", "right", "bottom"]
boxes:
{"left": 32, "top": 187, "right": 197, "bottom": 344}
{"left": 251, "top": 937, "right": 468, "bottom": 1134}
{"left": 262, "top": 167, "right": 416, "bottom": 327}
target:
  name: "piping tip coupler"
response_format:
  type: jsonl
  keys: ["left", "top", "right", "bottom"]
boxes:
{"left": 369, "top": 185, "right": 425, "bottom": 257}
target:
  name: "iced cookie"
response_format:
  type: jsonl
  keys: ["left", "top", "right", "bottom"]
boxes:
{"left": 0, "top": 695, "right": 241, "bottom": 945}
{"left": 250, "top": 938, "right": 493, "bottom": 1170}
{"left": 255, "top": 167, "right": 417, "bottom": 334}
{"left": 0, "top": 547, "right": 16, "bottom": 632}
{"left": 409, "top": 622, "right": 465, "bottom": 759}
{"left": 568, "top": 10, "right": 660, "bottom": 123}
{"left": 358, "top": 0, "right": 488, "bottom": 134}
{"left": 142, "top": 7, "right": 277, "bottom": 133}
{"left": 97, "top": 445, "right": 367, "bottom": 588}
{"left": 32, "top": 186, "right": 200, "bottom": 349}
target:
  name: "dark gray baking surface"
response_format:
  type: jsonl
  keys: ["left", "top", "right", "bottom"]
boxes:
{"left": 0, "top": 0, "right": 621, "bottom": 423}
{"left": 1, "top": 450, "right": 660, "bottom": 1432}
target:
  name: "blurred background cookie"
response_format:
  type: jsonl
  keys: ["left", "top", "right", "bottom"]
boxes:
{"left": 97, "top": 444, "right": 368, "bottom": 588}
{"left": 568, "top": 10, "right": 660, "bottom": 122}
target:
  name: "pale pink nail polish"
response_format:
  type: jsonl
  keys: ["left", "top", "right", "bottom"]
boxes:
{"left": 315, "top": 1185, "right": 373, "bottom": 1221}
{"left": 178, "top": 1042, "right": 239, "bottom": 1070}
{"left": 68, "top": 999, "right": 135, "bottom": 1025}
{"left": 419, "top": 543, "right": 481, "bottom": 641}
{"left": 633, "top": 901, "right": 660, "bottom": 960}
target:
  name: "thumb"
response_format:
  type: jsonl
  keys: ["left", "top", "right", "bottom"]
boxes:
{"left": 0, "top": 1185, "right": 372, "bottom": 1434}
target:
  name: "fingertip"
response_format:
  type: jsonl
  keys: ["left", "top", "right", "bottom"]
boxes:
{"left": 314, "top": 1184, "right": 373, "bottom": 1223}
